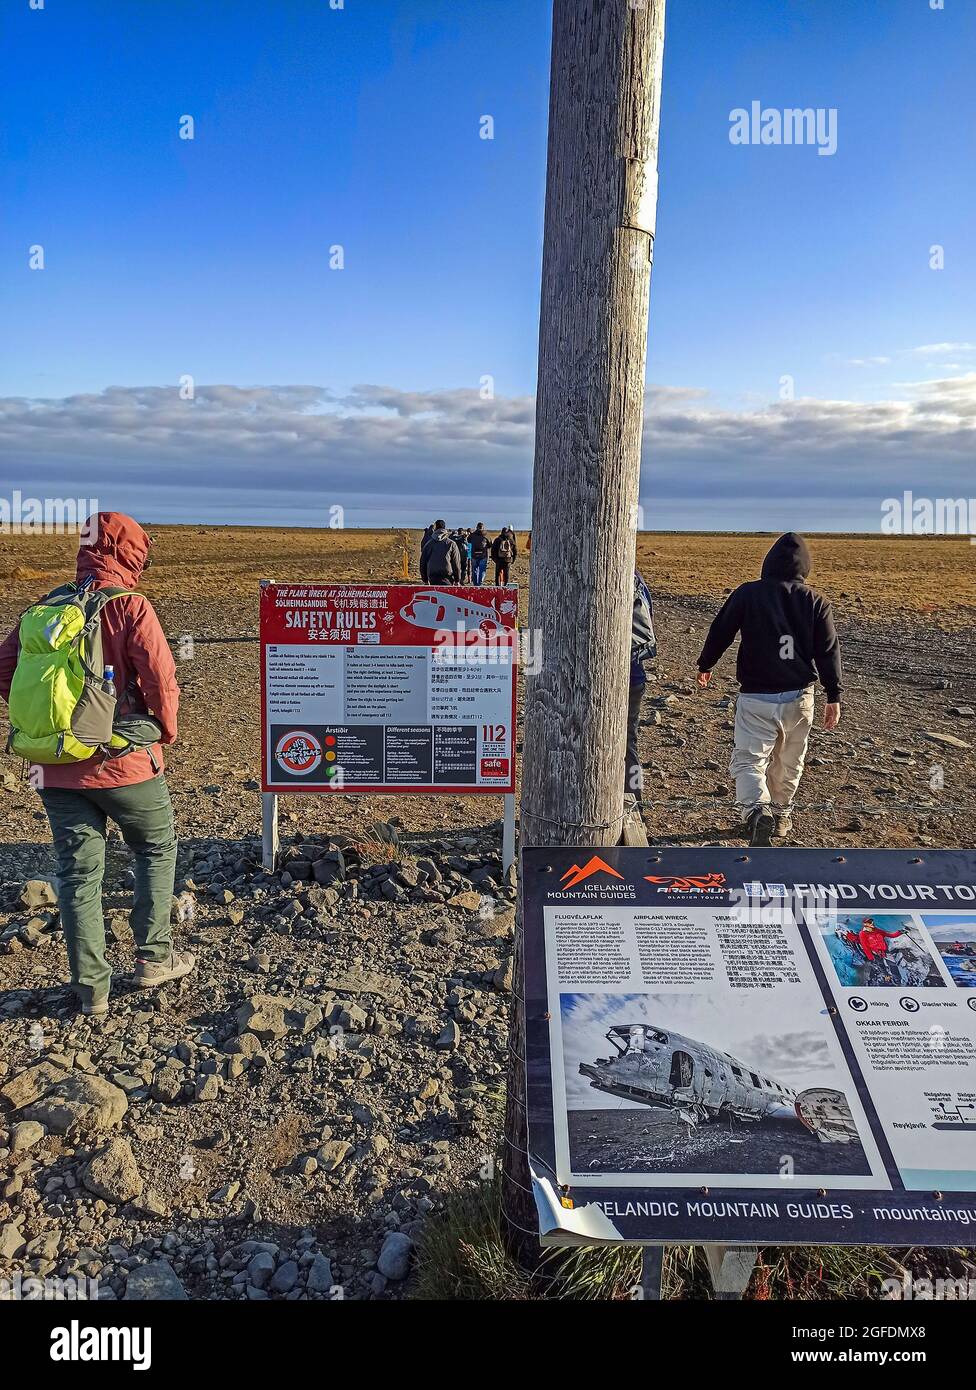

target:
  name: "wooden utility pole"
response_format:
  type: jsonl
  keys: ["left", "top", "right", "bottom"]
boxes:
{"left": 501, "top": 0, "right": 667, "bottom": 1265}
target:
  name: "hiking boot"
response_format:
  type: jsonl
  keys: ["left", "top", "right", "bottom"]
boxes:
{"left": 773, "top": 813, "right": 793, "bottom": 839}
{"left": 81, "top": 995, "right": 109, "bottom": 1017}
{"left": 747, "top": 808, "right": 774, "bottom": 847}
{"left": 134, "top": 950, "right": 196, "bottom": 989}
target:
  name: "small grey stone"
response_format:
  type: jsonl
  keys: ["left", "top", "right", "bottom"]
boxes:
{"left": 316, "top": 1139, "right": 353, "bottom": 1171}
{"left": 0, "top": 1223, "right": 26, "bottom": 1260}
{"left": 21, "top": 1072, "right": 128, "bottom": 1135}
{"left": 20, "top": 878, "right": 58, "bottom": 911}
{"left": 82, "top": 1137, "right": 144, "bottom": 1205}
{"left": 124, "top": 1259, "right": 187, "bottom": 1301}
{"left": 270, "top": 1259, "right": 299, "bottom": 1294}
{"left": 305, "top": 1252, "right": 334, "bottom": 1293}
{"left": 434, "top": 1019, "right": 460, "bottom": 1050}
{"left": 247, "top": 1252, "right": 275, "bottom": 1289}
{"left": 10, "top": 1120, "right": 46, "bottom": 1152}
{"left": 377, "top": 1232, "right": 413, "bottom": 1281}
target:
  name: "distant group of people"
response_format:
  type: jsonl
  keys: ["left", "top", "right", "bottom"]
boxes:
{"left": 419, "top": 521, "right": 518, "bottom": 586}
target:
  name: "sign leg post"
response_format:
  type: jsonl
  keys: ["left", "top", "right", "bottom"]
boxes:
{"left": 638, "top": 1245, "right": 663, "bottom": 1301}
{"left": 262, "top": 792, "right": 279, "bottom": 872}
{"left": 703, "top": 1244, "right": 759, "bottom": 1300}
{"left": 502, "top": 792, "right": 516, "bottom": 874}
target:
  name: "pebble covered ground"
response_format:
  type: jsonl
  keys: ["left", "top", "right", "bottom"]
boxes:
{"left": 1, "top": 529, "right": 975, "bottom": 1299}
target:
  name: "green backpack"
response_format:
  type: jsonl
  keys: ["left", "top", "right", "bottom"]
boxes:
{"left": 6, "top": 582, "right": 160, "bottom": 765}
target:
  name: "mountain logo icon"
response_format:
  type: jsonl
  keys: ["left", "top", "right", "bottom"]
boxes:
{"left": 559, "top": 856, "right": 624, "bottom": 888}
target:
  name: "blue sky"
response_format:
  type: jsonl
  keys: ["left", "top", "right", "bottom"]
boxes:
{"left": 1, "top": 0, "right": 974, "bottom": 529}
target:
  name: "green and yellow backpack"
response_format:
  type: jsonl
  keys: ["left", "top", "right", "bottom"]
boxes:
{"left": 6, "top": 580, "right": 160, "bottom": 765}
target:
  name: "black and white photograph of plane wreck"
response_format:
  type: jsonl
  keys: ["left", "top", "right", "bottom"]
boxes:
{"left": 560, "top": 992, "right": 876, "bottom": 1179}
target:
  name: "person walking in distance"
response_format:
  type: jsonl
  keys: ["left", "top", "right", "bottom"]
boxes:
{"left": 0, "top": 513, "right": 194, "bottom": 1015}
{"left": 419, "top": 521, "right": 436, "bottom": 573}
{"left": 452, "top": 528, "right": 470, "bottom": 583}
{"left": 469, "top": 523, "right": 491, "bottom": 585}
{"left": 420, "top": 521, "right": 461, "bottom": 585}
{"left": 696, "top": 532, "right": 842, "bottom": 847}
{"left": 491, "top": 526, "right": 517, "bottom": 585}
{"left": 625, "top": 570, "right": 657, "bottom": 809}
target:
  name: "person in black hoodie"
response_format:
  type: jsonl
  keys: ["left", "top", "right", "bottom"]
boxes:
{"left": 696, "top": 533, "right": 842, "bottom": 846}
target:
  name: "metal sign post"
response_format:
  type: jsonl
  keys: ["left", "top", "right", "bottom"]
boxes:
{"left": 261, "top": 786, "right": 515, "bottom": 876}
{"left": 262, "top": 791, "right": 279, "bottom": 873}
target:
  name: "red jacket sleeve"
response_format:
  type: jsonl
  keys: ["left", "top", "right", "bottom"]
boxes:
{"left": 0, "top": 624, "right": 20, "bottom": 704}
{"left": 126, "top": 598, "right": 180, "bottom": 744}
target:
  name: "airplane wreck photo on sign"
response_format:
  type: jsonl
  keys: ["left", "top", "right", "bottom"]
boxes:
{"left": 561, "top": 990, "right": 880, "bottom": 1183}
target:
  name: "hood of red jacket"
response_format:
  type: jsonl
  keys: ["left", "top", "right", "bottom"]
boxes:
{"left": 76, "top": 512, "right": 152, "bottom": 587}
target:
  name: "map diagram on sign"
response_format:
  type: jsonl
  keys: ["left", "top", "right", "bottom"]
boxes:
{"left": 260, "top": 583, "right": 518, "bottom": 794}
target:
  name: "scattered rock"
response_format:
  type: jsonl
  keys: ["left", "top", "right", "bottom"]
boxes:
{"left": 320, "top": 968, "right": 398, "bottom": 1001}
{"left": 248, "top": 1251, "right": 275, "bottom": 1289}
{"left": 434, "top": 1019, "right": 461, "bottom": 1050}
{"left": 0, "top": 1223, "right": 26, "bottom": 1260}
{"left": 20, "top": 1071, "right": 128, "bottom": 1135}
{"left": 82, "top": 1137, "right": 144, "bottom": 1204}
{"left": 124, "top": 1260, "right": 187, "bottom": 1301}
{"left": 19, "top": 878, "right": 58, "bottom": 911}
{"left": 377, "top": 1231, "right": 413, "bottom": 1281}
{"left": 924, "top": 730, "right": 971, "bottom": 750}
{"left": 306, "top": 1252, "right": 334, "bottom": 1293}
{"left": 270, "top": 1260, "right": 299, "bottom": 1294}
{"left": 10, "top": 1119, "right": 46, "bottom": 1152}
{"left": 316, "top": 1139, "right": 353, "bottom": 1171}
{"left": 448, "top": 891, "right": 483, "bottom": 912}
{"left": 1, "top": 1060, "right": 71, "bottom": 1111}
{"left": 235, "top": 994, "right": 323, "bottom": 1041}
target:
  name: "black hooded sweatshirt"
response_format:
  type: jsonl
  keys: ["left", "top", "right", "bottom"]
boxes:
{"left": 697, "top": 533, "right": 843, "bottom": 702}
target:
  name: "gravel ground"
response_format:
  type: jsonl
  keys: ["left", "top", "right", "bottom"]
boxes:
{"left": 1, "top": 552, "right": 975, "bottom": 1300}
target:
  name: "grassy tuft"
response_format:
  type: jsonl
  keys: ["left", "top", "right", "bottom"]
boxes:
{"left": 413, "top": 1175, "right": 642, "bottom": 1301}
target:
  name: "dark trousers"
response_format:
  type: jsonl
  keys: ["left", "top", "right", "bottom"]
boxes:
{"left": 626, "top": 680, "right": 645, "bottom": 801}
{"left": 495, "top": 563, "right": 511, "bottom": 585}
{"left": 39, "top": 776, "right": 178, "bottom": 1003}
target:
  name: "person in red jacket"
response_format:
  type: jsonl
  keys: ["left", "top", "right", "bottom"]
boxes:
{"left": 855, "top": 917, "right": 903, "bottom": 964}
{"left": 0, "top": 513, "right": 195, "bottom": 1015}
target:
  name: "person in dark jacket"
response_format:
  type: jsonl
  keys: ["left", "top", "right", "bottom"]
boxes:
{"left": 491, "top": 527, "right": 517, "bottom": 585}
{"left": 696, "top": 532, "right": 842, "bottom": 846}
{"left": 452, "top": 528, "right": 470, "bottom": 582}
{"left": 469, "top": 523, "right": 490, "bottom": 585}
{"left": 419, "top": 522, "right": 436, "bottom": 572}
{"left": 626, "top": 570, "right": 657, "bottom": 808}
{"left": 420, "top": 522, "right": 461, "bottom": 584}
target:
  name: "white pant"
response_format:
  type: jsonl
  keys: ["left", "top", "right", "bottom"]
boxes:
{"left": 730, "top": 690, "right": 815, "bottom": 819}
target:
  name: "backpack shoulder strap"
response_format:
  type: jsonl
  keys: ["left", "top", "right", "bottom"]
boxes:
{"left": 82, "top": 586, "right": 139, "bottom": 617}
{"left": 70, "top": 588, "right": 140, "bottom": 679}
